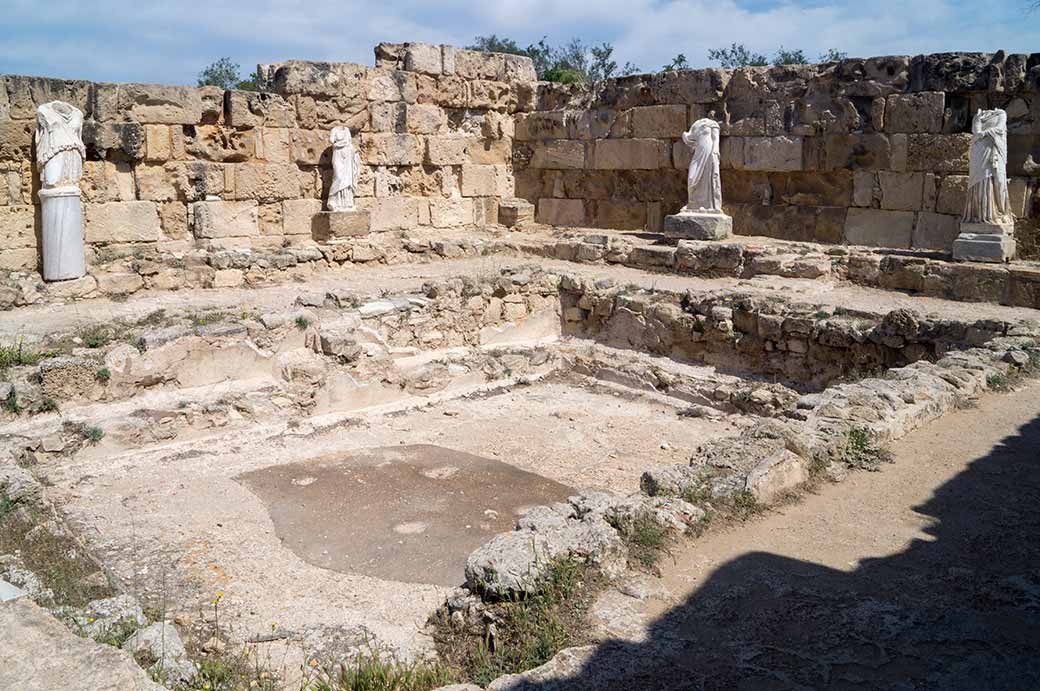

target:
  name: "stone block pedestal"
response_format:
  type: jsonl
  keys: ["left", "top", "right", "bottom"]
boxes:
{"left": 314, "top": 210, "right": 370, "bottom": 242}
{"left": 952, "top": 222, "right": 1015, "bottom": 263}
{"left": 663, "top": 210, "right": 732, "bottom": 241}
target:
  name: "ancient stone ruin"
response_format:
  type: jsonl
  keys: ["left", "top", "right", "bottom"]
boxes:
{"left": 0, "top": 43, "right": 1039, "bottom": 690}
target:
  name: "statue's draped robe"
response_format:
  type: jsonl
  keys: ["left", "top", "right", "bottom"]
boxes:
{"left": 329, "top": 127, "right": 361, "bottom": 212}
{"left": 963, "top": 110, "right": 1012, "bottom": 225}
{"left": 35, "top": 102, "right": 85, "bottom": 189}
{"left": 682, "top": 119, "right": 722, "bottom": 213}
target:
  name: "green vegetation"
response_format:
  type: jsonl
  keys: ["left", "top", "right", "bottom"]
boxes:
{"left": 95, "top": 367, "right": 112, "bottom": 384}
{"left": 468, "top": 35, "right": 638, "bottom": 83}
{"left": 842, "top": 427, "right": 892, "bottom": 471}
{"left": 699, "top": 43, "right": 847, "bottom": 68}
{"left": 39, "top": 397, "right": 58, "bottom": 412}
{"left": 987, "top": 371, "right": 1011, "bottom": 391}
{"left": 0, "top": 340, "right": 48, "bottom": 374}
{"left": 434, "top": 557, "right": 600, "bottom": 686}
{"left": 2, "top": 389, "right": 21, "bottom": 415}
{"left": 198, "top": 57, "right": 260, "bottom": 90}
{"left": 84, "top": 426, "right": 105, "bottom": 444}
{"left": 308, "top": 650, "right": 452, "bottom": 691}
{"left": 295, "top": 316, "right": 312, "bottom": 330}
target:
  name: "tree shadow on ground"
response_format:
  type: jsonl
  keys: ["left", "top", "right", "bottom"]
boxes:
{"left": 511, "top": 415, "right": 1040, "bottom": 690}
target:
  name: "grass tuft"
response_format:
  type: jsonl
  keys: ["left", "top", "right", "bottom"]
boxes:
{"left": 842, "top": 427, "right": 892, "bottom": 471}
{"left": 96, "top": 367, "right": 112, "bottom": 383}
{"left": 84, "top": 426, "right": 105, "bottom": 444}
{"left": 295, "top": 316, "right": 312, "bottom": 330}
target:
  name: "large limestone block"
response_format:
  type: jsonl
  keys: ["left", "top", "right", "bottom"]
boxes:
{"left": 454, "top": 50, "right": 503, "bottom": 80}
{"left": 745, "top": 449, "right": 808, "bottom": 503}
{"left": 460, "top": 164, "right": 511, "bottom": 197}
{"left": 0, "top": 206, "right": 34, "bottom": 248}
{"left": 650, "top": 68, "right": 728, "bottom": 104}
{"left": 232, "top": 163, "right": 301, "bottom": 200}
{"left": 191, "top": 200, "right": 259, "bottom": 238}
{"left": 0, "top": 247, "right": 36, "bottom": 271}
{"left": 742, "top": 136, "right": 803, "bottom": 171}
{"left": 358, "top": 197, "right": 420, "bottom": 231}
{"left": 0, "top": 598, "right": 165, "bottom": 691}
{"left": 361, "top": 133, "right": 422, "bottom": 165}
{"left": 878, "top": 172, "right": 925, "bottom": 211}
{"left": 429, "top": 198, "right": 474, "bottom": 227}
{"left": 664, "top": 211, "right": 732, "bottom": 240}
{"left": 256, "top": 127, "right": 292, "bottom": 163}
{"left": 466, "top": 138, "right": 512, "bottom": 165}
{"left": 531, "top": 140, "right": 586, "bottom": 169}
{"left": 4, "top": 75, "right": 92, "bottom": 120}
{"left": 631, "top": 105, "right": 688, "bottom": 138}
{"left": 573, "top": 109, "right": 632, "bottom": 140}
{"left": 514, "top": 111, "right": 570, "bottom": 141}
{"left": 815, "top": 133, "right": 892, "bottom": 171}
{"left": 0, "top": 121, "right": 35, "bottom": 161}
{"left": 912, "top": 211, "right": 960, "bottom": 250}
{"left": 405, "top": 104, "right": 447, "bottom": 134}
{"left": 259, "top": 60, "right": 368, "bottom": 97}
{"left": 844, "top": 208, "right": 914, "bottom": 248}
{"left": 537, "top": 198, "right": 585, "bottom": 226}
{"left": 953, "top": 221, "right": 1016, "bottom": 262}
{"left": 884, "top": 92, "right": 945, "bottom": 133}
{"left": 425, "top": 136, "right": 472, "bottom": 165}
{"left": 365, "top": 69, "right": 418, "bottom": 103}
{"left": 281, "top": 198, "right": 322, "bottom": 235}
{"left": 290, "top": 128, "right": 332, "bottom": 165}
{"left": 591, "top": 139, "right": 669, "bottom": 170}
{"left": 403, "top": 43, "right": 442, "bottom": 75}
{"left": 499, "top": 198, "right": 535, "bottom": 227}
{"left": 907, "top": 133, "right": 971, "bottom": 173}
{"left": 225, "top": 90, "right": 296, "bottom": 128}
{"left": 313, "top": 210, "right": 371, "bottom": 239}
{"left": 95, "top": 83, "right": 223, "bottom": 125}
{"left": 84, "top": 201, "right": 161, "bottom": 243}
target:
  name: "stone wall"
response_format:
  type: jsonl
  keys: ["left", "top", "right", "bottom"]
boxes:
{"left": 514, "top": 53, "right": 1040, "bottom": 253}
{"left": 0, "top": 42, "right": 535, "bottom": 275}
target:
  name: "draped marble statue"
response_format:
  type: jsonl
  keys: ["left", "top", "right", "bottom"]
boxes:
{"left": 953, "top": 109, "right": 1016, "bottom": 262}
{"left": 963, "top": 109, "right": 1012, "bottom": 225}
{"left": 681, "top": 118, "right": 722, "bottom": 213}
{"left": 664, "top": 117, "right": 731, "bottom": 240}
{"left": 35, "top": 101, "right": 87, "bottom": 280}
{"left": 328, "top": 126, "right": 361, "bottom": 212}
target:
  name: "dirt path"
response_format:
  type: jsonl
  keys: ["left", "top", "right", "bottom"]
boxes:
{"left": 532, "top": 380, "right": 1040, "bottom": 690}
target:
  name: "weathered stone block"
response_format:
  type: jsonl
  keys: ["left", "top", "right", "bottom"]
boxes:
{"left": 531, "top": 140, "right": 586, "bottom": 169}
{"left": 650, "top": 69, "right": 727, "bottom": 104}
{"left": 664, "top": 211, "right": 732, "bottom": 240}
{"left": 425, "top": 136, "right": 471, "bottom": 165}
{"left": 361, "top": 133, "right": 422, "bottom": 165}
{"left": 742, "top": 137, "right": 803, "bottom": 171}
{"left": 281, "top": 198, "right": 322, "bottom": 235}
{"left": 912, "top": 211, "right": 959, "bottom": 250}
{"left": 191, "top": 200, "right": 259, "bottom": 238}
{"left": 573, "top": 109, "right": 632, "bottom": 140}
{"left": 537, "top": 198, "right": 585, "bottom": 226}
{"left": 405, "top": 104, "right": 446, "bottom": 134}
{"left": 80, "top": 161, "right": 135, "bottom": 203}
{"left": 85, "top": 201, "right": 161, "bottom": 243}
{"left": 514, "top": 111, "right": 569, "bottom": 141}
{"left": 884, "top": 92, "right": 944, "bottom": 133}
{"left": 631, "top": 105, "right": 687, "bottom": 138}
{"left": 313, "top": 210, "right": 371, "bottom": 239}
{"left": 844, "top": 208, "right": 914, "bottom": 248}
{"left": 358, "top": 197, "right": 420, "bottom": 231}
{"left": 403, "top": 43, "right": 443, "bottom": 75}
{"left": 466, "top": 138, "right": 511, "bottom": 165}
{"left": 429, "top": 198, "right": 474, "bottom": 227}
{"left": 591, "top": 139, "right": 668, "bottom": 170}
{"left": 468, "top": 80, "right": 517, "bottom": 111}
{"left": 232, "top": 163, "right": 301, "bottom": 200}
{"left": 498, "top": 198, "right": 535, "bottom": 227}
{"left": 953, "top": 221, "right": 1016, "bottom": 262}
{"left": 226, "top": 90, "right": 296, "bottom": 128}
{"left": 0, "top": 206, "right": 34, "bottom": 248}
{"left": 816, "top": 133, "right": 891, "bottom": 171}
{"left": 593, "top": 200, "right": 647, "bottom": 230}
{"left": 0, "top": 247, "right": 36, "bottom": 271}
{"left": 256, "top": 127, "right": 292, "bottom": 163}
{"left": 907, "top": 134, "right": 971, "bottom": 173}
{"left": 460, "top": 164, "right": 509, "bottom": 197}
{"left": 5, "top": 75, "right": 91, "bottom": 120}
{"left": 184, "top": 126, "right": 253, "bottom": 162}
{"left": 878, "top": 172, "right": 925, "bottom": 211}
{"left": 259, "top": 60, "right": 368, "bottom": 98}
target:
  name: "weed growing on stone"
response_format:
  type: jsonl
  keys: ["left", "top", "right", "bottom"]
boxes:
{"left": 433, "top": 557, "right": 602, "bottom": 687}
{"left": 295, "top": 316, "right": 313, "bottom": 330}
{"left": 307, "top": 649, "right": 452, "bottom": 691}
{"left": 842, "top": 427, "right": 892, "bottom": 471}
{"left": 39, "top": 397, "right": 58, "bottom": 412}
{"left": 84, "top": 425, "right": 105, "bottom": 444}
{"left": 727, "top": 490, "right": 766, "bottom": 520}
{"left": 607, "top": 511, "right": 670, "bottom": 570}
{"left": 2, "top": 389, "right": 21, "bottom": 415}
{"left": 96, "top": 367, "right": 111, "bottom": 383}
{"left": 0, "top": 339, "right": 47, "bottom": 374}
{"left": 987, "top": 372, "right": 1011, "bottom": 391}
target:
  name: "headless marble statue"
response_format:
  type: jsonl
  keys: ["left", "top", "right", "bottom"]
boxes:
{"left": 953, "top": 109, "right": 1016, "bottom": 262}
{"left": 328, "top": 126, "right": 361, "bottom": 212}
{"left": 681, "top": 118, "right": 722, "bottom": 213}
{"left": 36, "top": 101, "right": 86, "bottom": 280}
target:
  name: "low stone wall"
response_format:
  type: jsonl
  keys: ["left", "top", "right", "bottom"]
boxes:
{"left": 0, "top": 42, "right": 535, "bottom": 275}
{"left": 514, "top": 53, "right": 1040, "bottom": 254}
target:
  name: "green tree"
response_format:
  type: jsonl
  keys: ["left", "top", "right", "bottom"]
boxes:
{"left": 467, "top": 35, "right": 527, "bottom": 55}
{"left": 774, "top": 46, "right": 808, "bottom": 65}
{"left": 197, "top": 57, "right": 259, "bottom": 91}
{"left": 707, "top": 43, "right": 768, "bottom": 68}
{"left": 819, "top": 48, "right": 849, "bottom": 62}
{"left": 468, "top": 35, "right": 637, "bottom": 83}
{"left": 663, "top": 53, "right": 691, "bottom": 71}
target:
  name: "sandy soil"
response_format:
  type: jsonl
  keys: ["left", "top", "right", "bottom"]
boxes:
{"left": 565, "top": 379, "right": 1040, "bottom": 690}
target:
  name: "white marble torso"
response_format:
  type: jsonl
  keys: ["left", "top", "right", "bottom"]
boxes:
{"left": 963, "top": 108, "right": 1012, "bottom": 225}
{"left": 36, "top": 101, "right": 87, "bottom": 281}
{"left": 681, "top": 118, "right": 722, "bottom": 214}
{"left": 328, "top": 127, "right": 361, "bottom": 212}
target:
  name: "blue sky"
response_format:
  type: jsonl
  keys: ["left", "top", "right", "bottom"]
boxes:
{"left": 1, "top": 0, "right": 1038, "bottom": 85}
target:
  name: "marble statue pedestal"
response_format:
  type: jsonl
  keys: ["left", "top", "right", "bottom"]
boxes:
{"left": 952, "top": 222, "right": 1015, "bottom": 263}
{"left": 314, "top": 210, "right": 370, "bottom": 242}
{"left": 663, "top": 210, "right": 732, "bottom": 241}
{"left": 39, "top": 186, "right": 86, "bottom": 281}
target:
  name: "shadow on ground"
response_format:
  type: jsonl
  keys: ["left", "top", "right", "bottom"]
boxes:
{"left": 514, "top": 415, "right": 1040, "bottom": 690}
